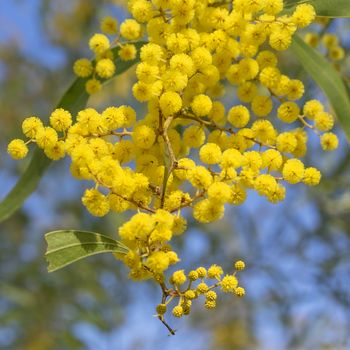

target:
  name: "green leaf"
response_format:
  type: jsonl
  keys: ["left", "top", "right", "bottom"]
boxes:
{"left": 0, "top": 42, "right": 144, "bottom": 223}
{"left": 283, "top": 0, "right": 350, "bottom": 17}
{"left": 290, "top": 35, "right": 350, "bottom": 142}
{"left": 0, "top": 149, "right": 52, "bottom": 223}
{"left": 45, "top": 230, "right": 129, "bottom": 272}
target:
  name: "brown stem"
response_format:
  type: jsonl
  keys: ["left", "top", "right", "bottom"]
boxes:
{"left": 94, "top": 176, "right": 156, "bottom": 213}
{"left": 170, "top": 190, "right": 206, "bottom": 213}
{"left": 178, "top": 113, "right": 276, "bottom": 149}
{"left": 110, "top": 130, "right": 132, "bottom": 137}
{"left": 160, "top": 114, "right": 177, "bottom": 208}
{"left": 158, "top": 316, "right": 176, "bottom": 335}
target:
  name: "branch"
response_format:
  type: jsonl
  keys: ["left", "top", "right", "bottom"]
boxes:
{"left": 160, "top": 114, "right": 178, "bottom": 207}
{"left": 178, "top": 113, "right": 277, "bottom": 149}
{"left": 158, "top": 316, "right": 176, "bottom": 335}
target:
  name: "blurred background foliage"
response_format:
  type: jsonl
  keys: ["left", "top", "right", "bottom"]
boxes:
{"left": 0, "top": 1, "right": 350, "bottom": 349}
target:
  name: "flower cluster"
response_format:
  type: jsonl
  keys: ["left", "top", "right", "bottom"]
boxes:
{"left": 156, "top": 261, "right": 245, "bottom": 333}
{"left": 7, "top": 0, "right": 340, "bottom": 334}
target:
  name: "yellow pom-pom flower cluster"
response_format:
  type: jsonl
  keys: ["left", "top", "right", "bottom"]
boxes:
{"left": 73, "top": 18, "right": 139, "bottom": 94}
{"left": 7, "top": 0, "right": 340, "bottom": 334}
{"left": 156, "top": 261, "right": 245, "bottom": 329}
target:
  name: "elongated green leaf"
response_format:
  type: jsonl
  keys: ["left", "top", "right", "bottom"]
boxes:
{"left": 45, "top": 230, "right": 129, "bottom": 272}
{"left": 0, "top": 149, "right": 51, "bottom": 223}
{"left": 0, "top": 42, "right": 144, "bottom": 223}
{"left": 283, "top": 0, "right": 350, "bottom": 17}
{"left": 290, "top": 35, "right": 350, "bottom": 142}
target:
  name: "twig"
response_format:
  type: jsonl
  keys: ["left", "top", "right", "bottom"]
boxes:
{"left": 158, "top": 316, "right": 176, "bottom": 335}
{"left": 160, "top": 114, "right": 178, "bottom": 207}
{"left": 110, "top": 130, "right": 132, "bottom": 137}
{"left": 178, "top": 112, "right": 277, "bottom": 149}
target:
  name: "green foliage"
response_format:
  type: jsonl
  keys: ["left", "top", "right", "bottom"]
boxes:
{"left": 45, "top": 230, "right": 129, "bottom": 272}
{"left": 0, "top": 149, "right": 51, "bottom": 223}
{"left": 284, "top": 0, "right": 350, "bottom": 17}
{"left": 290, "top": 36, "right": 350, "bottom": 142}
{"left": 0, "top": 43, "right": 144, "bottom": 223}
